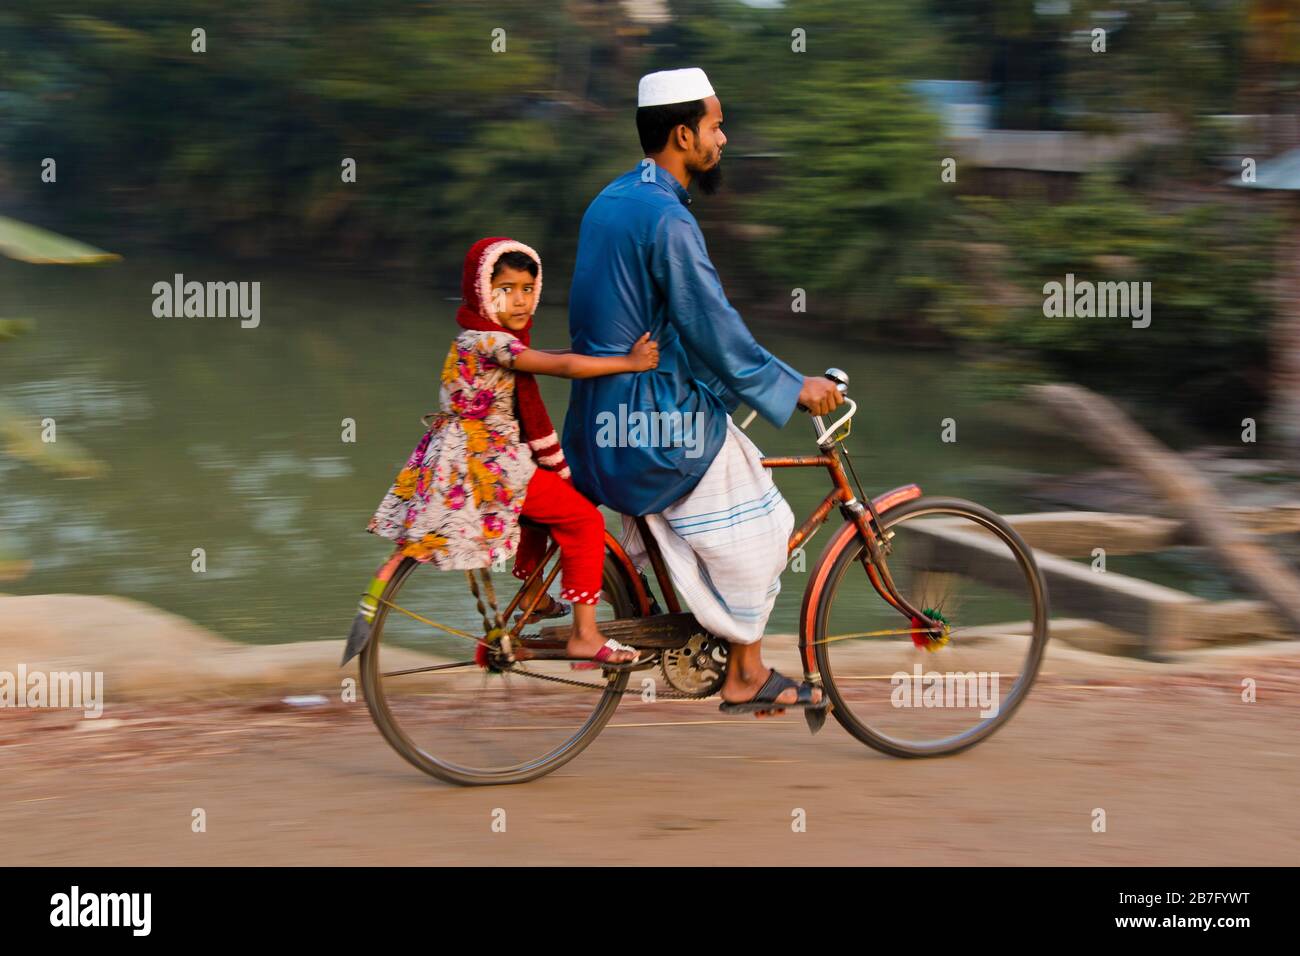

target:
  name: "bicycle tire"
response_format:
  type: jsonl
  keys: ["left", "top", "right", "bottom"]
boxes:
{"left": 810, "top": 496, "right": 1049, "bottom": 757}
{"left": 360, "top": 549, "right": 640, "bottom": 786}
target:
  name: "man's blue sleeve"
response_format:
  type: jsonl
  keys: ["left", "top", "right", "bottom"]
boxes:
{"left": 650, "top": 210, "right": 804, "bottom": 427}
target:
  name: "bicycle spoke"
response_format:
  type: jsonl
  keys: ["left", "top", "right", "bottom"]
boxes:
{"left": 382, "top": 660, "right": 480, "bottom": 678}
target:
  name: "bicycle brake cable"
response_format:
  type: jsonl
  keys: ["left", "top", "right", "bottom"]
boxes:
{"left": 840, "top": 441, "right": 868, "bottom": 506}
{"left": 839, "top": 437, "right": 894, "bottom": 564}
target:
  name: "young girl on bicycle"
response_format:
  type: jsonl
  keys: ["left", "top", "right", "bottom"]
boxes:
{"left": 351, "top": 236, "right": 657, "bottom": 667}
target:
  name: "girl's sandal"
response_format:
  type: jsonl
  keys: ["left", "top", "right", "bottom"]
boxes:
{"left": 516, "top": 593, "right": 572, "bottom": 626}
{"left": 570, "top": 638, "right": 642, "bottom": 672}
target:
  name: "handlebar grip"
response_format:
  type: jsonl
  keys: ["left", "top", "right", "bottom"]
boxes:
{"left": 797, "top": 369, "right": 849, "bottom": 414}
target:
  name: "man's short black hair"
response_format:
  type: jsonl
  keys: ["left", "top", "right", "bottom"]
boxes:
{"left": 636, "top": 100, "right": 708, "bottom": 154}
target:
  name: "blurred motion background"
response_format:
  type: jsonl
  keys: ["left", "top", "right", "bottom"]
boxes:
{"left": 1, "top": 0, "right": 1298, "bottom": 647}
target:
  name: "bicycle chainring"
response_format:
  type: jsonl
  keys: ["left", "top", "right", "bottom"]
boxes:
{"left": 660, "top": 631, "right": 729, "bottom": 696}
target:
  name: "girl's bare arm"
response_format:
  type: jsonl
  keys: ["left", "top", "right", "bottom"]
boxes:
{"left": 513, "top": 332, "right": 658, "bottom": 379}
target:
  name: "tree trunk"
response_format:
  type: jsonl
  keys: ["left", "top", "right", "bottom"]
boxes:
{"left": 1031, "top": 382, "right": 1300, "bottom": 637}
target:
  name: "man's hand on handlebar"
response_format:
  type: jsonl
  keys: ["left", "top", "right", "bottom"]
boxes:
{"left": 797, "top": 376, "right": 845, "bottom": 417}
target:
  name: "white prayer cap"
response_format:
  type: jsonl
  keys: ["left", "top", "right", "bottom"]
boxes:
{"left": 637, "top": 67, "right": 715, "bottom": 107}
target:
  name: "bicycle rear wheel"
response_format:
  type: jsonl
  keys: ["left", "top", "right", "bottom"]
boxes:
{"left": 359, "top": 545, "right": 639, "bottom": 786}
{"left": 810, "top": 496, "right": 1049, "bottom": 757}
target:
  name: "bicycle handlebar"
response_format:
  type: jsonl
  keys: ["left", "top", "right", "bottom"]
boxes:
{"left": 743, "top": 368, "right": 854, "bottom": 440}
{"left": 804, "top": 368, "right": 855, "bottom": 447}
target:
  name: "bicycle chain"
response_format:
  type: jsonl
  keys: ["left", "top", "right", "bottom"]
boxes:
{"left": 500, "top": 656, "right": 711, "bottom": 699}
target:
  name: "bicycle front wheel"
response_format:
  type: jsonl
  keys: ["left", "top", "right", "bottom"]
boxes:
{"left": 811, "top": 496, "right": 1049, "bottom": 757}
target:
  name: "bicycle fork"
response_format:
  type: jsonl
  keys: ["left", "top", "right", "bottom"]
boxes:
{"left": 843, "top": 498, "right": 943, "bottom": 635}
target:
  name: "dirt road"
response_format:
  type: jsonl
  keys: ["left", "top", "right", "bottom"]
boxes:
{"left": 3, "top": 653, "right": 1297, "bottom": 866}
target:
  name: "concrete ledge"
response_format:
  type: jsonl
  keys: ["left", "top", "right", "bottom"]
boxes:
{"left": 907, "top": 521, "right": 1297, "bottom": 657}
{"left": 948, "top": 509, "right": 1300, "bottom": 558}
{"left": 996, "top": 511, "right": 1182, "bottom": 556}
{"left": 0, "top": 594, "right": 444, "bottom": 701}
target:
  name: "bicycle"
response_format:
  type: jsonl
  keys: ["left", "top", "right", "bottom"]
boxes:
{"left": 356, "top": 368, "right": 1051, "bottom": 786}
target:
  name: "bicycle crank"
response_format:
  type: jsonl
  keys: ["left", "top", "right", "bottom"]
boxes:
{"left": 660, "top": 631, "right": 729, "bottom": 696}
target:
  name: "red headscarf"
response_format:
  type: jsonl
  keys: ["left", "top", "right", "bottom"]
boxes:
{"left": 456, "top": 237, "right": 570, "bottom": 480}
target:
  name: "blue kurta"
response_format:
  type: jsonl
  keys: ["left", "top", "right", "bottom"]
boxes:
{"left": 562, "top": 164, "right": 804, "bottom": 515}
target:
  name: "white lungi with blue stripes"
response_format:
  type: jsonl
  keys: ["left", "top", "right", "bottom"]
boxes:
{"left": 620, "top": 416, "right": 793, "bottom": 644}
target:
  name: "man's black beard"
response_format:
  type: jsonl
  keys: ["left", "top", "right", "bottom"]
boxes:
{"left": 694, "top": 159, "right": 723, "bottom": 196}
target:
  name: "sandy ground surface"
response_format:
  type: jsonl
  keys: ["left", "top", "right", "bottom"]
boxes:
{"left": 3, "top": 649, "right": 1298, "bottom": 866}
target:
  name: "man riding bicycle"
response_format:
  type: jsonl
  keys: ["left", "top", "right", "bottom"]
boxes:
{"left": 562, "top": 67, "right": 843, "bottom": 717}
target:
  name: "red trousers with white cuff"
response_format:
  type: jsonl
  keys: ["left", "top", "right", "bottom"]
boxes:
{"left": 512, "top": 466, "right": 605, "bottom": 605}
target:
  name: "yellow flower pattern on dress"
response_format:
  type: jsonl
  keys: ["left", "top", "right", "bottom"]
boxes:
{"left": 401, "top": 532, "right": 450, "bottom": 560}
{"left": 466, "top": 457, "right": 497, "bottom": 507}
{"left": 462, "top": 419, "right": 489, "bottom": 455}
{"left": 393, "top": 467, "right": 418, "bottom": 500}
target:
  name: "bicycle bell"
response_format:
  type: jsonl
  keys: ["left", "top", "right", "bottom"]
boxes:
{"left": 824, "top": 367, "right": 849, "bottom": 394}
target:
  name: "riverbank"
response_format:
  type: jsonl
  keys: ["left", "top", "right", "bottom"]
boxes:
{"left": 0, "top": 593, "right": 437, "bottom": 700}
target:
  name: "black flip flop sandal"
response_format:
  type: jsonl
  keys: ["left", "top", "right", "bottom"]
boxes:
{"left": 718, "top": 668, "right": 830, "bottom": 715}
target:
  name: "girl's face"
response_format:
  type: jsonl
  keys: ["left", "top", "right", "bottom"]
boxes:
{"left": 489, "top": 265, "right": 537, "bottom": 332}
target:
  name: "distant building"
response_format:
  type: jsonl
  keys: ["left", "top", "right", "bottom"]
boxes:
{"left": 910, "top": 79, "right": 1176, "bottom": 198}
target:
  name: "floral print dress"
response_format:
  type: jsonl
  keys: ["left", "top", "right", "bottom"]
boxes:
{"left": 366, "top": 329, "right": 538, "bottom": 568}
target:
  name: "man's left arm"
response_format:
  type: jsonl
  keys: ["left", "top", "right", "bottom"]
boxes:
{"left": 650, "top": 211, "right": 804, "bottom": 427}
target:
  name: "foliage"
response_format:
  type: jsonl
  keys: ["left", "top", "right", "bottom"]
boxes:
{"left": 671, "top": 0, "right": 951, "bottom": 326}
{"left": 0, "top": 0, "right": 1290, "bottom": 426}
{"left": 0, "top": 1, "right": 632, "bottom": 275}
{"left": 922, "top": 174, "right": 1281, "bottom": 423}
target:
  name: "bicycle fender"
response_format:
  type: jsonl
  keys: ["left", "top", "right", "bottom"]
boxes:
{"left": 604, "top": 530, "right": 653, "bottom": 617}
{"left": 342, "top": 551, "right": 406, "bottom": 666}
